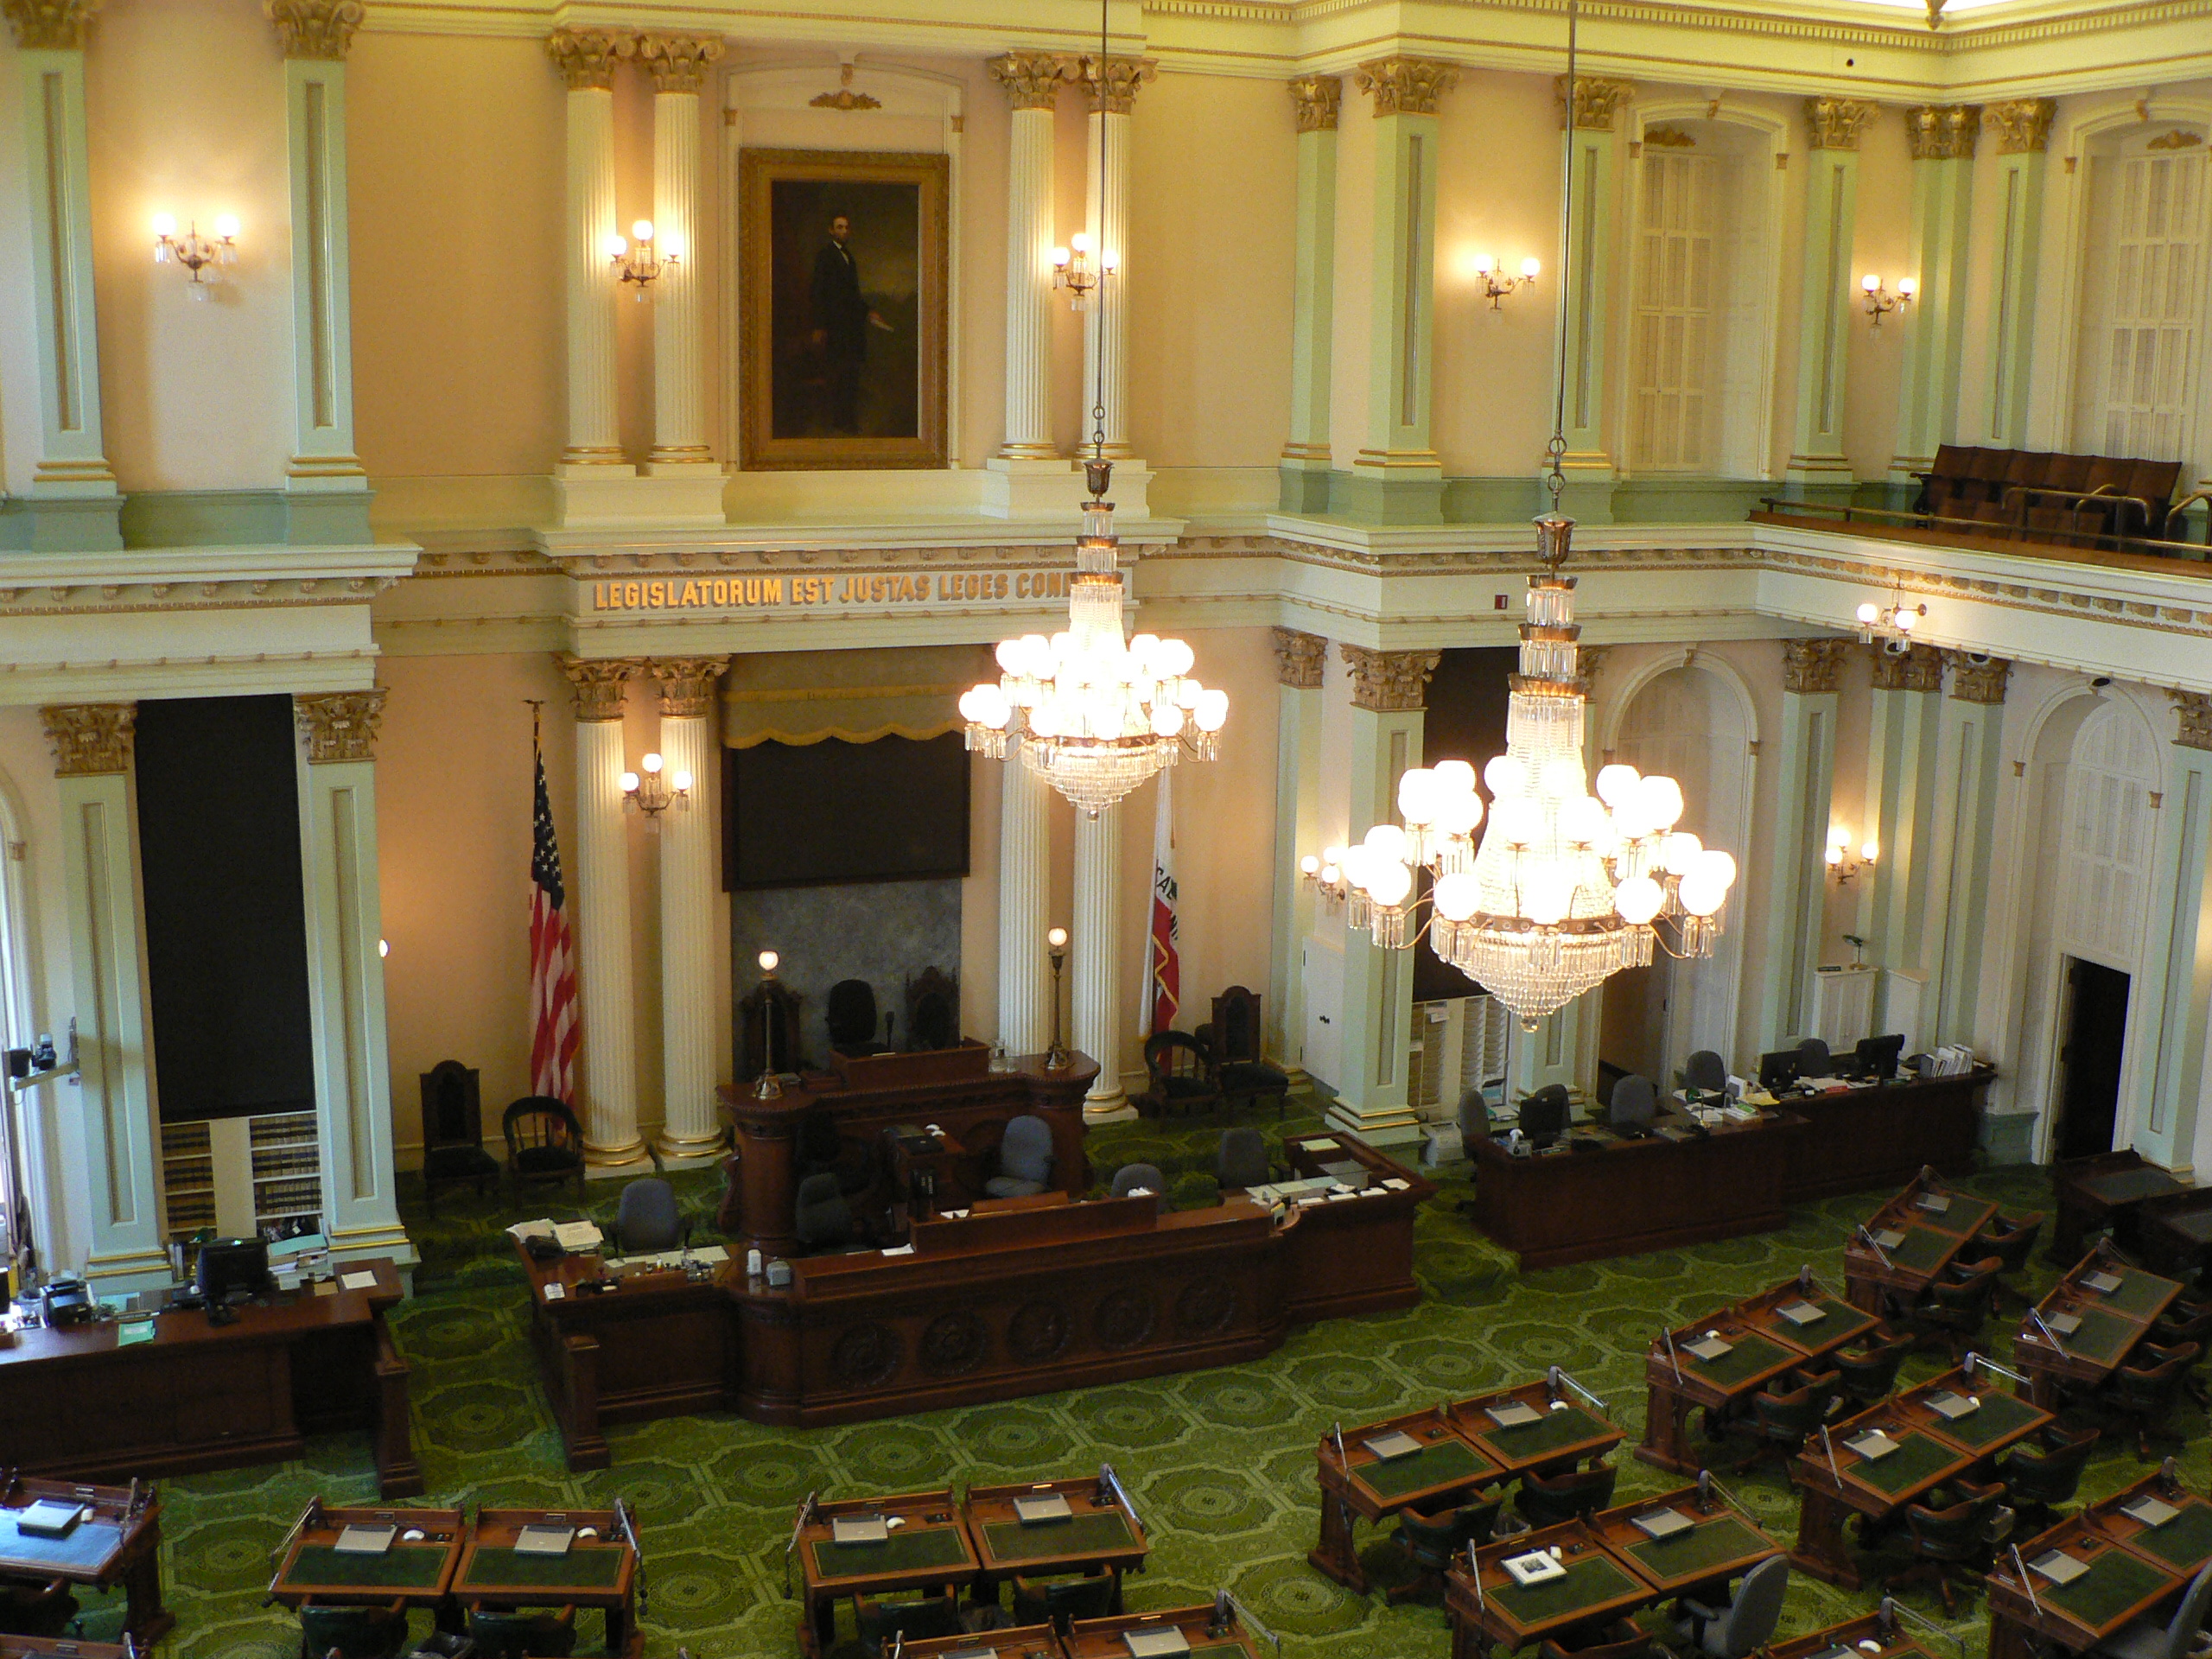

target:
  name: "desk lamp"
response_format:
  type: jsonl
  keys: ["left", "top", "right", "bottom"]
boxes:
{"left": 753, "top": 950, "right": 784, "bottom": 1100}
{"left": 1046, "top": 927, "right": 1070, "bottom": 1070}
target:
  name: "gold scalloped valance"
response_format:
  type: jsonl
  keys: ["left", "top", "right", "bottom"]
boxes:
{"left": 721, "top": 645, "right": 993, "bottom": 748}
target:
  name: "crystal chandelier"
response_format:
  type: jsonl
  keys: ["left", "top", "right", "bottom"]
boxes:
{"left": 1307, "top": 0, "right": 1737, "bottom": 1028}
{"left": 960, "top": 461, "right": 1226, "bottom": 817}
{"left": 958, "top": 0, "right": 1225, "bottom": 817}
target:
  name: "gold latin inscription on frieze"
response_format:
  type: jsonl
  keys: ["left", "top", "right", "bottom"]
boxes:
{"left": 590, "top": 569, "right": 1076, "bottom": 612}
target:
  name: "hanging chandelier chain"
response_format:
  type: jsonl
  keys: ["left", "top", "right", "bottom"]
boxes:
{"left": 1543, "top": 0, "right": 1578, "bottom": 522}
{"left": 1089, "top": 0, "right": 1111, "bottom": 465}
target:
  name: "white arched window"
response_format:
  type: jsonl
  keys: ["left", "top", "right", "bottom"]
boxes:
{"left": 1625, "top": 118, "right": 1778, "bottom": 477}
{"left": 2072, "top": 126, "right": 2209, "bottom": 462}
{"left": 2058, "top": 699, "right": 2158, "bottom": 969}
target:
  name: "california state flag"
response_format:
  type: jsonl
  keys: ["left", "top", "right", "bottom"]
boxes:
{"left": 1142, "top": 770, "right": 1179, "bottom": 1035}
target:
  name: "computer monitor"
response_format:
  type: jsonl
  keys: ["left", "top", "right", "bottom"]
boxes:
{"left": 1855, "top": 1033, "right": 1906, "bottom": 1081}
{"left": 195, "top": 1237, "right": 270, "bottom": 1306}
{"left": 1758, "top": 1049, "right": 1801, "bottom": 1092}
{"left": 1518, "top": 1084, "right": 1571, "bottom": 1146}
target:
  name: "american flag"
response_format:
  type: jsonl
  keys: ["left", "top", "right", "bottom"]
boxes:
{"left": 528, "top": 721, "right": 580, "bottom": 1102}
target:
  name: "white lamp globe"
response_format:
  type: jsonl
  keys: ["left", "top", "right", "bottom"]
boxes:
{"left": 1662, "top": 830, "right": 1705, "bottom": 874}
{"left": 1438, "top": 786, "right": 1485, "bottom": 837}
{"left": 1484, "top": 754, "right": 1529, "bottom": 799}
{"left": 1157, "top": 639, "right": 1196, "bottom": 677}
{"left": 959, "top": 687, "right": 987, "bottom": 722}
{"left": 1637, "top": 774, "right": 1685, "bottom": 830}
{"left": 1364, "top": 861, "right": 1414, "bottom": 909}
{"left": 1694, "top": 849, "right": 1738, "bottom": 890}
{"left": 1538, "top": 756, "right": 1586, "bottom": 802}
{"left": 1489, "top": 797, "right": 1541, "bottom": 847}
{"left": 1396, "top": 767, "right": 1441, "bottom": 825}
{"left": 1433, "top": 871, "right": 1480, "bottom": 921}
{"left": 1614, "top": 874, "right": 1664, "bottom": 925}
{"left": 1363, "top": 823, "right": 1408, "bottom": 865}
{"left": 1339, "top": 843, "right": 1372, "bottom": 893}
{"left": 1679, "top": 874, "right": 1727, "bottom": 918}
{"left": 1559, "top": 795, "right": 1610, "bottom": 847}
{"left": 1153, "top": 705, "right": 1185, "bottom": 737}
{"left": 1522, "top": 872, "right": 1573, "bottom": 926}
{"left": 1433, "top": 760, "right": 1478, "bottom": 795}
{"left": 1194, "top": 688, "right": 1229, "bottom": 732}
{"left": 1594, "top": 763, "right": 1641, "bottom": 807}
{"left": 1856, "top": 602, "right": 1881, "bottom": 626}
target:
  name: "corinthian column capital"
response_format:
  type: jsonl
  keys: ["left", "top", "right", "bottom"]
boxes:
{"left": 1288, "top": 74, "right": 1342, "bottom": 133}
{"left": 1064, "top": 53, "right": 1155, "bottom": 115}
{"left": 649, "top": 657, "right": 730, "bottom": 718}
{"left": 295, "top": 689, "right": 389, "bottom": 762}
{"left": 1555, "top": 75, "right": 1633, "bottom": 131}
{"left": 2174, "top": 691, "right": 2212, "bottom": 753}
{"left": 559, "top": 654, "right": 644, "bottom": 721}
{"left": 1781, "top": 639, "right": 1849, "bottom": 696}
{"left": 1905, "top": 104, "right": 1981, "bottom": 160}
{"left": 988, "top": 50, "right": 1065, "bottom": 111}
{"left": 547, "top": 26, "right": 629, "bottom": 92}
{"left": 1353, "top": 57, "right": 1459, "bottom": 118}
{"left": 635, "top": 32, "right": 721, "bottom": 93}
{"left": 264, "top": 0, "right": 363, "bottom": 60}
{"left": 1985, "top": 99, "right": 2056, "bottom": 155}
{"left": 1340, "top": 645, "right": 1440, "bottom": 712}
{"left": 1272, "top": 627, "right": 1327, "bottom": 689}
{"left": 1806, "top": 96, "right": 1880, "bottom": 150}
{"left": 42, "top": 703, "right": 133, "bottom": 775}
{"left": 3, "top": 0, "right": 97, "bottom": 48}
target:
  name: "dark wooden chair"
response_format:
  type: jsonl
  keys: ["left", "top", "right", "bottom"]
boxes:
{"left": 419, "top": 1059, "right": 499, "bottom": 1214}
{"left": 1140, "top": 1032, "right": 1220, "bottom": 1118}
{"left": 740, "top": 976, "right": 804, "bottom": 1079}
{"left": 825, "top": 978, "right": 879, "bottom": 1057}
{"left": 905, "top": 965, "right": 958, "bottom": 1052}
{"left": 502, "top": 1096, "right": 586, "bottom": 1201}
{"left": 1891, "top": 1480, "right": 2012, "bottom": 1616}
{"left": 1389, "top": 1491, "right": 1498, "bottom": 1605}
{"left": 1205, "top": 985, "right": 1289, "bottom": 1116}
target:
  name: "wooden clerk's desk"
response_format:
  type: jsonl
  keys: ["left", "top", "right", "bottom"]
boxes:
{"left": 0, "top": 1259, "right": 418, "bottom": 1497}
{"left": 720, "top": 1045, "right": 1097, "bottom": 1256}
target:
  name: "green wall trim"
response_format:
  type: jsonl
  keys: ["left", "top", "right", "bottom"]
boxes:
{"left": 1311, "top": 472, "right": 1797, "bottom": 527}
{"left": 1329, "top": 469, "right": 1445, "bottom": 525}
{"left": 0, "top": 494, "right": 125, "bottom": 553}
{"left": 109, "top": 487, "right": 373, "bottom": 549}
{"left": 1606, "top": 478, "right": 1776, "bottom": 523}
{"left": 1278, "top": 465, "right": 1332, "bottom": 516}
{"left": 286, "top": 488, "right": 376, "bottom": 546}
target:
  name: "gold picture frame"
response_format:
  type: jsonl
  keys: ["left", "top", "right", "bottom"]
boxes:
{"left": 737, "top": 147, "right": 950, "bottom": 471}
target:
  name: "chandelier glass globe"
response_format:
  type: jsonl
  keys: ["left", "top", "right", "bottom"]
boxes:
{"left": 960, "top": 461, "right": 1226, "bottom": 816}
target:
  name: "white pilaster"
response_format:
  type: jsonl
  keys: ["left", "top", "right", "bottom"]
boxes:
{"left": 639, "top": 35, "right": 721, "bottom": 478}
{"left": 1860, "top": 646, "right": 1945, "bottom": 1033}
{"left": 293, "top": 693, "right": 413, "bottom": 1274}
{"left": 268, "top": 3, "right": 371, "bottom": 541}
{"left": 1786, "top": 99, "right": 1878, "bottom": 491}
{"left": 1982, "top": 102, "right": 2056, "bottom": 448}
{"left": 1753, "top": 641, "right": 1847, "bottom": 1046}
{"left": 9, "top": 3, "right": 118, "bottom": 550}
{"left": 42, "top": 706, "right": 162, "bottom": 1290}
{"left": 651, "top": 658, "right": 728, "bottom": 1160}
{"left": 1886, "top": 106, "right": 1979, "bottom": 489}
{"left": 550, "top": 29, "right": 629, "bottom": 493}
{"left": 997, "top": 757, "right": 1054, "bottom": 1055}
{"left": 1072, "top": 804, "right": 1130, "bottom": 1119}
{"left": 1934, "top": 656, "right": 2012, "bottom": 1045}
{"left": 983, "top": 54, "right": 1076, "bottom": 519}
{"left": 1281, "top": 78, "right": 1340, "bottom": 513}
{"left": 1077, "top": 53, "right": 1153, "bottom": 492}
{"left": 2141, "top": 697, "right": 2212, "bottom": 1174}
{"left": 561, "top": 657, "right": 647, "bottom": 1166}
{"left": 1327, "top": 646, "right": 1436, "bottom": 1146}
{"left": 1269, "top": 630, "right": 1326, "bottom": 1064}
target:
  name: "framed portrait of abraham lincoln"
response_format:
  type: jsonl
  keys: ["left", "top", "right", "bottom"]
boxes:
{"left": 738, "top": 148, "right": 950, "bottom": 470}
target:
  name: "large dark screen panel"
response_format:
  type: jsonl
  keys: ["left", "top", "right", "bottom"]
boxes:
{"left": 725, "top": 734, "right": 970, "bottom": 889}
{"left": 134, "top": 696, "right": 315, "bottom": 1123}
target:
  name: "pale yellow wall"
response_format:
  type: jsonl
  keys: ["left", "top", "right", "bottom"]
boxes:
{"left": 350, "top": 33, "right": 566, "bottom": 483}
{"left": 1432, "top": 68, "right": 1560, "bottom": 478}
{"left": 1325, "top": 90, "right": 1376, "bottom": 475}
{"left": 1842, "top": 110, "right": 1912, "bottom": 480}
{"left": 86, "top": 0, "right": 292, "bottom": 491}
{"left": 0, "top": 707, "right": 74, "bottom": 1268}
{"left": 0, "top": 29, "right": 35, "bottom": 496}
{"left": 1126, "top": 73, "right": 1297, "bottom": 469}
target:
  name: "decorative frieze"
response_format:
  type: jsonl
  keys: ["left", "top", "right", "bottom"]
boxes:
{"left": 1574, "top": 645, "right": 1611, "bottom": 695}
{"left": 264, "top": 0, "right": 362, "bottom": 60}
{"left": 1065, "top": 53, "right": 1155, "bottom": 115}
{"left": 1805, "top": 96, "right": 1879, "bottom": 151}
{"left": 635, "top": 32, "right": 722, "bottom": 93}
{"left": 1781, "top": 639, "right": 1850, "bottom": 696}
{"left": 650, "top": 657, "right": 730, "bottom": 719}
{"left": 1904, "top": 105, "right": 1981, "bottom": 161}
{"left": 1945, "top": 652, "right": 2012, "bottom": 704}
{"left": 1985, "top": 99, "right": 2056, "bottom": 155}
{"left": 1353, "top": 58, "right": 1459, "bottom": 118}
{"left": 1271, "top": 627, "right": 1326, "bottom": 690}
{"left": 1555, "top": 75, "right": 1633, "bottom": 132}
{"left": 2176, "top": 691, "right": 2212, "bottom": 753}
{"left": 1340, "top": 645, "right": 1440, "bottom": 713}
{"left": 1871, "top": 642, "right": 1946, "bottom": 693}
{"left": 560, "top": 654, "right": 643, "bottom": 721}
{"left": 41, "top": 703, "right": 133, "bottom": 776}
{"left": 295, "top": 689, "right": 388, "bottom": 763}
{"left": 1288, "top": 74, "right": 1342, "bottom": 134}
{"left": 546, "top": 26, "right": 629, "bottom": 92}
{"left": 3, "top": 0, "right": 96, "bottom": 48}
{"left": 988, "top": 51, "right": 1064, "bottom": 112}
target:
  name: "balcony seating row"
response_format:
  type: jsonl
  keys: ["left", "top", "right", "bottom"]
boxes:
{"left": 1913, "top": 446, "right": 2196, "bottom": 550}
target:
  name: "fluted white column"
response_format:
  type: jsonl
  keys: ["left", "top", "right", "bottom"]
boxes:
{"left": 1079, "top": 55, "right": 1151, "bottom": 458}
{"left": 988, "top": 53, "right": 1063, "bottom": 459}
{"left": 561, "top": 657, "right": 646, "bottom": 1166}
{"left": 1072, "top": 805, "right": 1129, "bottom": 1117}
{"left": 997, "top": 759, "right": 1054, "bottom": 1054}
{"left": 549, "top": 29, "right": 626, "bottom": 474}
{"left": 639, "top": 35, "right": 721, "bottom": 471}
{"left": 652, "top": 659, "right": 728, "bottom": 1158}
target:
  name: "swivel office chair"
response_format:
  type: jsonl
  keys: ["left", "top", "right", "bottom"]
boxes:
{"left": 1607, "top": 1075, "right": 1658, "bottom": 1135}
{"left": 2107, "top": 1340, "right": 2200, "bottom": 1458}
{"left": 1891, "top": 1481, "right": 2012, "bottom": 1616}
{"left": 1389, "top": 1492, "right": 1499, "bottom": 1605}
{"left": 1540, "top": 1622, "right": 1656, "bottom": 1659}
{"left": 613, "top": 1177, "right": 689, "bottom": 1254}
{"left": 1518, "top": 1084, "right": 1571, "bottom": 1147}
{"left": 854, "top": 1592, "right": 965, "bottom": 1655}
{"left": 986, "top": 1115, "right": 1056, "bottom": 1198}
{"left": 825, "top": 978, "right": 879, "bottom": 1057}
{"left": 1683, "top": 1050, "right": 1728, "bottom": 1096}
{"left": 1514, "top": 1462, "right": 1616, "bottom": 1527}
{"left": 1010, "top": 1573, "right": 1117, "bottom": 1631}
{"left": 298, "top": 1599, "right": 410, "bottom": 1659}
{"left": 1995, "top": 1424, "right": 2099, "bottom": 1532}
{"left": 2088, "top": 1561, "right": 2212, "bottom": 1659}
{"left": 1795, "top": 1037, "right": 1833, "bottom": 1078}
{"left": 464, "top": 1607, "right": 575, "bottom": 1659}
{"left": 1675, "top": 1554, "right": 1790, "bottom": 1659}
{"left": 0, "top": 1578, "right": 78, "bottom": 1640}
{"left": 1110, "top": 1162, "right": 1168, "bottom": 1214}
{"left": 793, "top": 1173, "right": 858, "bottom": 1252}
{"left": 1216, "top": 1127, "right": 1273, "bottom": 1190}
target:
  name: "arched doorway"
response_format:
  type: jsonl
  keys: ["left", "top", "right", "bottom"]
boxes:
{"left": 1596, "top": 663, "right": 1753, "bottom": 1091}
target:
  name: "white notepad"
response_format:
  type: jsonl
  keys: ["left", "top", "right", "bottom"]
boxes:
{"left": 831, "top": 1516, "right": 889, "bottom": 1546}
{"left": 1925, "top": 1392, "right": 1980, "bottom": 1420}
{"left": 1632, "top": 1508, "right": 1694, "bottom": 1541}
{"left": 340, "top": 1271, "right": 378, "bottom": 1292}
{"left": 515, "top": 1525, "right": 574, "bottom": 1555}
{"left": 334, "top": 1524, "right": 397, "bottom": 1555}
{"left": 2031, "top": 1550, "right": 2090, "bottom": 1586}
{"left": 2047, "top": 1312, "right": 2084, "bottom": 1337}
{"left": 1684, "top": 1337, "right": 1734, "bottom": 1363}
{"left": 1777, "top": 1300, "right": 1827, "bottom": 1326}
{"left": 1504, "top": 1550, "right": 1567, "bottom": 1586}
{"left": 1488, "top": 1403, "right": 1543, "bottom": 1428}
{"left": 551, "top": 1221, "right": 603, "bottom": 1251}
{"left": 1124, "top": 1630, "right": 1192, "bottom": 1657}
{"left": 1014, "top": 1494, "right": 1072, "bottom": 1524}
{"left": 14, "top": 1501, "right": 84, "bottom": 1538}
{"left": 1872, "top": 1229, "right": 1908, "bottom": 1250}
{"left": 1845, "top": 1430, "right": 1902, "bottom": 1461}
{"left": 2124, "top": 1497, "right": 2182, "bottom": 1529}
{"left": 1915, "top": 1193, "right": 1953, "bottom": 1213}
{"left": 2082, "top": 1270, "right": 2125, "bottom": 1294}
{"left": 1365, "top": 1430, "right": 1423, "bottom": 1460}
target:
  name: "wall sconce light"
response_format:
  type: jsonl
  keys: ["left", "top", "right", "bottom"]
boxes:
{"left": 607, "top": 219, "right": 677, "bottom": 299}
{"left": 152, "top": 213, "right": 238, "bottom": 295}
{"left": 1050, "top": 232, "right": 1116, "bottom": 310}
{"left": 1301, "top": 846, "right": 1351, "bottom": 912}
{"left": 1861, "top": 272, "right": 1915, "bottom": 325}
{"left": 620, "top": 752, "right": 692, "bottom": 817}
{"left": 1826, "top": 824, "right": 1878, "bottom": 884}
{"left": 1472, "top": 254, "right": 1541, "bottom": 310}
{"left": 1855, "top": 590, "right": 1928, "bottom": 654}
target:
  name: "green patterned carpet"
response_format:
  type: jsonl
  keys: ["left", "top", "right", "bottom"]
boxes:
{"left": 76, "top": 1092, "right": 2210, "bottom": 1658}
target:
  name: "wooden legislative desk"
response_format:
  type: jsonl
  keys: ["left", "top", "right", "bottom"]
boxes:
{"left": 1768, "top": 1067, "right": 1993, "bottom": 1201}
{"left": 2051, "top": 1150, "right": 2193, "bottom": 1263}
{"left": 0, "top": 1259, "right": 417, "bottom": 1497}
{"left": 1469, "top": 1109, "right": 1804, "bottom": 1269}
{"left": 719, "top": 1046, "right": 1097, "bottom": 1256}
{"left": 1841, "top": 1173, "right": 2000, "bottom": 1316}
{"left": 0, "top": 1477, "right": 167, "bottom": 1649}
{"left": 1986, "top": 1470, "right": 2212, "bottom": 1659}
{"left": 517, "top": 1240, "right": 736, "bottom": 1471}
{"left": 2014, "top": 1248, "right": 2182, "bottom": 1408}
{"left": 1256, "top": 1129, "right": 1434, "bottom": 1321}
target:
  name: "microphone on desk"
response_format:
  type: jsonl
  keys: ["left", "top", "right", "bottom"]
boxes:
{"left": 1698, "top": 1470, "right": 1713, "bottom": 1512}
{"left": 1799, "top": 1263, "right": 1815, "bottom": 1294}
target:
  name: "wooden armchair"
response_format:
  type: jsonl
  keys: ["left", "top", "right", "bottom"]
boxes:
{"left": 1138, "top": 1032, "right": 1220, "bottom": 1119}
{"left": 1203, "top": 985, "right": 1289, "bottom": 1116}
{"left": 419, "top": 1058, "right": 499, "bottom": 1214}
{"left": 905, "top": 965, "right": 959, "bottom": 1052}
{"left": 501, "top": 1096, "right": 586, "bottom": 1201}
